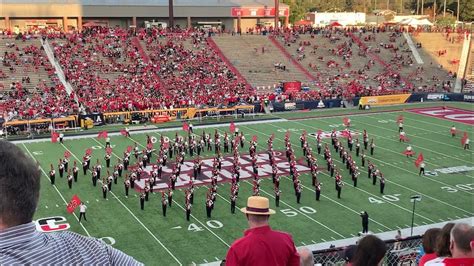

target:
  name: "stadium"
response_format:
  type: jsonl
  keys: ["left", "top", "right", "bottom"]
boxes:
{"left": 0, "top": 0, "right": 473, "bottom": 265}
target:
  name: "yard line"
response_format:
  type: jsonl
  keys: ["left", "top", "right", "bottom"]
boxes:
{"left": 455, "top": 215, "right": 462, "bottom": 219}
{"left": 22, "top": 143, "right": 91, "bottom": 237}
{"left": 354, "top": 118, "right": 474, "bottom": 165}
{"left": 350, "top": 234, "right": 355, "bottom": 237}
{"left": 172, "top": 199, "right": 230, "bottom": 248}
{"left": 242, "top": 124, "right": 436, "bottom": 223}
{"left": 215, "top": 128, "right": 389, "bottom": 228}
{"left": 203, "top": 259, "right": 208, "bottom": 263}
{"left": 366, "top": 114, "right": 469, "bottom": 150}
{"left": 439, "top": 218, "right": 445, "bottom": 222}
{"left": 301, "top": 242, "right": 307, "bottom": 246}
{"left": 414, "top": 223, "right": 419, "bottom": 226}
{"left": 312, "top": 240, "right": 317, "bottom": 244}
{"left": 60, "top": 142, "right": 182, "bottom": 265}
{"left": 404, "top": 224, "right": 410, "bottom": 227}
{"left": 214, "top": 257, "right": 220, "bottom": 261}
{"left": 422, "top": 221, "right": 428, "bottom": 225}
{"left": 284, "top": 118, "right": 474, "bottom": 213}
{"left": 330, "top": 237, "right": 336, "bottom": 240}
{"left": 45, "top": 205, "right": 48, "bottom": 209}
{"left": 109, "top": 137, "right": 231, "bottom": 249}
{"left": 377, "top": 229, "right": 383, "bottom": 232}
{"left": 191, "top": 262, "right": 196, "bottom": 266}
{"left": 321, "top": 238, "right": 327, "bottom": 242}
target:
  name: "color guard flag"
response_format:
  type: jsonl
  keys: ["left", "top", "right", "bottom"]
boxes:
{"left": 51, "top": 132, "right": 60, "bottom": 143}
{"left": 97, "top": 131, "right": 108, "bottom": 139}
{"left": 461, "top": 132, "right": 468, "bottom": 146}
{"left": 106, "top": 147, "right": 113, "bottom": 154}
{"left": 64, "top": 151, "right": 71, "bottom": 158}
{"left": 415, "top": 153, "right": 424, "bottom": 168}
{"left": 66, "top": 194, "right": 81, "bottom": 213}
{"left": 229, "top": 122, "right": 236, "bottom": 133}
{"left": 126, "top": 146, "right": 133, "bottom": 153}
{"left": 343, "top": 117, "right": 350, "bottom": 127}
{"left": 182, "top": 122, "right": 189, "bottom": 132}
{"left": 120, "top": 129, "right": 127, "bottom": 136}
{"left": 285, "top": 130, "right": 290, "bottom": 139}
{"left": 397, "top": 115, "right": 404, "bottom": 123}
{"left": 85, "top": 148, "right": 92, "bottom": 156}
{"left": 252, "top": 135, "right": 257, "bottom": 142}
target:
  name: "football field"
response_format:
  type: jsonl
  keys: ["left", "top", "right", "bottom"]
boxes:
{"left": 16, "top": 103, "right": 473, "bottom": 265}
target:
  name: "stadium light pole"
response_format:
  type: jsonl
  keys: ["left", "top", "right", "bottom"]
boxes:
{"left": 275, "top": 0, "right": 280, "bottom": 29}
{"left": 169, "top": 0, "right": 174, "bottom": 29}
{"left": 410, "top": 195, "right": 422, "bottom": 236}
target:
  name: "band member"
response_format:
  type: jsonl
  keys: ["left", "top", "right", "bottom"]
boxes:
{"left": 274, "top": 186, "right": 281, "bottom": 207}
{"left": 185, "top": 200, "right": 192, "bottom": 221}
{"left": 355, "top": 139, "right": 360, "bottom": 157}
{"left": 315, "top": 182, "right": 321, "bottom": 201}
{"left": 144, "top": 185, "right": 150, "bottom": 201}
{"left": 295, "top": 181, "right": 302, "bottom": 204}
{"left": 59, "top": 132, "right": 64, "bottom": 143}
{"left": 124, "top": 176, "right": 130, "bottom": 197}
{"left": 107, "top": 171, "right": 113, "bottom": 191}
{"left": 162, "top": 193, "right": 168, "bottom": 216}
{"left": 62, "top": 157, "right": 69, "bottom": 172}
{"left": 125, "top": 127, "right": 130, "bottom": 137}
{"left": 361, "top": 151, "right": 366, "bottom": 167}
{"left": 58, "top": 159, "right": 64, "bottom": 178}
{"left": 398, "top": 122, "right": 404, "bottom": 133}
{"left": 361, "top": 211, "right": 369, "bottom": 233}
{"left": 372, "top": 170, "right": 378, "bottom": 185}
{"left": 363, "top": 130, "right": 368, "bottom": 150}
{"left": 91, "top": 167, "right": 98, "bottom": 187}
{"left": 230, "top": 193, "right": 237, "bottom": 214}
{"left": 67, "top": 170, "right": 73, "bottom": 189}
{"left": 105, "top": 152, "right": 111, "bottom": 168}
{"left": 168, "top": 187, "right": 173, "bottom": 207}
{"left": 140, "top": 192, "right": 145, "bottom": 210}
{"left": 49, "top": 164, "right": 56, "bottom": 185}
{"left": 419, "top": 162, "right": 425, "bottom": 176}
{"left": 102, "top": 181, "right": 108, "bottom": 199}
{"left": 96, "top": 160, "right": 102, "bottom": 180}
{"left": 380, "top": 174, "right": 386, "bottom": 194}
{"left": 370, "top": 139, "right": 375, "bottom": 155}
{"left": 405, "top": 145, "right": 414, "bottom": 157}
{"left": 72, "top": 161, "right": 79, "bottom": 182}
{"left": 464, "top": 137, "right": 470, "bottom": 150}
{"left": 206, "top": 196, "right": 213, "bottom": 218}
{"left": 450, "top": 125, "right": 457, "bottom": 137}
{"left": 336, "top": 180, "right": 343, "bottom": 199}
{"left": 105, "top": 136, "right": 111, "bottom": 148}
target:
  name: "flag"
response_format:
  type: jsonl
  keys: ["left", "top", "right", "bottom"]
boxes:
{"left": 147, "top": 143, "right": 153, "bottom": 150}
{"left": 343, "top": 117, "right": 350, "bottom": 127}
{"left": 400, "top": 134, "right": 410, "bottom": 142}
{"left": 66, "top": 194, "right": 81, "bottom": 214}
{"left": 461, "top": 132, "right": 468, "bottom": 146}
{"left": 64, "top": 151, "right": 71, "bottom": 158}
{"left": 97, "top": 131, "right": 108, "bottom": 139}
{"left": 341, "top": 130, "right": 351, "bottom": 138}
{"left": 85, "top": 148, "right": 92, "bottom": 156}
{"left": 120, "top": 129, "right": 127, "bottom": 136}
{"left": 252, "top": 135, "right": 257, "bottom": 142}
{"left": 126, "top": 146, "right": 133, "bottom": 153}
{"left": 317, "top": 129, "right": 323, "bottom": 135}
{"left": 51, "top": 132, "right": 59, "bottom": 143}
{"left": 229, "top": 122, "right": 236, "bottom": 133}
{"left": 403, "top": 150, "right": 415, "bottom": 156}
{"left": 285, "top": 130, "right": 290, "bottom": 138}
{"left": 182, "top": 122, "right": 189, "bottom": 132}
{"left": 415, "top": 153, "right": 424, "bottom": 168}
{"left": 106, "top": 147, "right": 113, "bottom": 154}
{"left": 397, "top": 115, "right": 404, "bottom": 123}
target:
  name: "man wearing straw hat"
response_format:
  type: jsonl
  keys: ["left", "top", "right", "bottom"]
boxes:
{"left": 225, "top": 196, "right": 301, "bottom": 266}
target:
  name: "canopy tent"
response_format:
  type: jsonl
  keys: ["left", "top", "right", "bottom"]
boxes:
{"left": 329, "top": 21, "right": 342, "bottom": 27}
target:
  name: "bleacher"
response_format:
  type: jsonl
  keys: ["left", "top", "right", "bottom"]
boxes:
{"left": 212, "top": 35, "right": 310, "bottom": 89}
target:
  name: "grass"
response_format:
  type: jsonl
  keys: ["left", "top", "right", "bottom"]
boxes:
{"left": 17, "top": 102, "right": 473, "bottom": 265}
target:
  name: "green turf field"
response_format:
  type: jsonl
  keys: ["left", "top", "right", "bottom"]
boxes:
{"left": 16, "top": 103, "right": 473, "bottom": 265}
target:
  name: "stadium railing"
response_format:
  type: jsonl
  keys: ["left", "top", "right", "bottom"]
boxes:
{"left": 312, "top": 235, "right": 422, "bottom": 266}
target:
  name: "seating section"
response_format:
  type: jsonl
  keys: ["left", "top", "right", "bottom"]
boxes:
{"left": 0, "top": 37, "right": 74, "bottom": 120}
{"left": 212, "top": 35, "right": 310, "bottom": 89}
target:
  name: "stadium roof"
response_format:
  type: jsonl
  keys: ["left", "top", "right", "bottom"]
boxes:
{"left": 2, "top": 0, "right": 284, "bottom": 7}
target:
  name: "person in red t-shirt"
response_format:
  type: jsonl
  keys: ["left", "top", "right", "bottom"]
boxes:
{"left": 225, "top": 196, "right": 304, "bottom": 266}
{"left": 419, "top": 228, "right": 442, "bottom": 266}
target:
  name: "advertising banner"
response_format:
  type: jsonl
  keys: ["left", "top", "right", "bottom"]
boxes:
{"left": 283, "top": 81, "right": 302, "bottom": 93}
{"left": 359, "top": 94, "right": 411, "bottom": 106}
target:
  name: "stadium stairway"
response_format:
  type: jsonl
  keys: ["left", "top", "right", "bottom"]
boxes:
{"left": 211, "top": 35, "right": 310, "bottom": 89}
{"left": 132, "top": 37, "right": 163, "bottom": 85}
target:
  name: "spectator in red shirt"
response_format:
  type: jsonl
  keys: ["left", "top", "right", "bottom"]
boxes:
{"left": 225, "top": 196, "right": 302, "bottom": 266}
{"left": 419, "top": 228, "right": 442, "bottom": 266}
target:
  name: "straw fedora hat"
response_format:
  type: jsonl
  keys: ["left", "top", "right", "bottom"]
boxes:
{"left": 240, "top": 196, "right": 276, "bottom": 215}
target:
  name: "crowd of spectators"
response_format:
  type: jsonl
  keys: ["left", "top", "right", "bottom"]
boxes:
{"left": 0, "top": 25, "right": 464, "bottom": 122}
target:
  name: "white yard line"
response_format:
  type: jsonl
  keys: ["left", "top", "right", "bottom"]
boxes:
{"left": 22, "top": 143, "right": 91, "bottom": 237}
{"left": 241, "top": 124, "right": 437, "bottom": 223}
{"left": 61, "top": 142, "right": 182, "bottom": 265}
{"left": 285, "top": 118, "right": 474, "bottom": 213}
